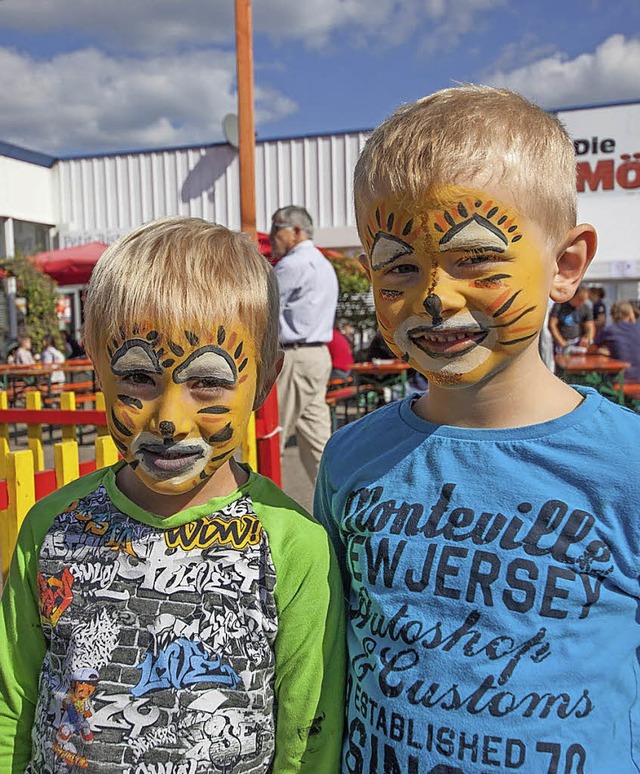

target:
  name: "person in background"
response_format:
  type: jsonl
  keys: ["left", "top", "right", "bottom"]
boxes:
{"left": 365, "top": 329, "right": 395, "bottom": 361}
{"left": 595, "top": 300, "right": 640, "bottom": 381}
{"left": 14, "top": 335, "right": 35, "bottom": 366}
{"left": 270, "top": 205, "right": 339, "bottom": 483}
{"left": 548, "top": 283, "right": 595, "bottom": 352}
{"left": 61, "top": 330, "right": 86, "bottom": 359}
{"left": 40, "top": 334, "right": 66, "bottom": 384}
{"left": 327, "top": 325, "right": 354, "bottom": 381}
{"left": 589, "top": 286, "right": 607, "bottom": 333}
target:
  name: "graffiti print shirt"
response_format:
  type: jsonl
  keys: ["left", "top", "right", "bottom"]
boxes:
{"left": 0, "top": 464, "right": 345, "bottom": 773}
{"left": 315, "top": 387, "right": 640, "bottom": 773}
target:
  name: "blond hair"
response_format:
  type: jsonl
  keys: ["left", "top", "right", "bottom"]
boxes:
{"left": 354, "top": 85, "right": 577, "bottom": 251}
{"left": 611, "top": 301, "right": 634, "bottom": 323}
{"left": 83, "top": 217, "right": 279, "bottom": 397}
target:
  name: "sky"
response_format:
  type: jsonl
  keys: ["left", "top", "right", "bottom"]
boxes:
{"left": 0, "top": 0, "right": 639, "bottom": 157}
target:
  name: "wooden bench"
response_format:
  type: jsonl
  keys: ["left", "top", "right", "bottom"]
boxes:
{"left": 622, "top": 383, "right": 640, "bottom": 407}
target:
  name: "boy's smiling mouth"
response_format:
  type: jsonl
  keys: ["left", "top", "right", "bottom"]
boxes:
{"left": 409, "top": 325, "right": 488, "bottom": 358}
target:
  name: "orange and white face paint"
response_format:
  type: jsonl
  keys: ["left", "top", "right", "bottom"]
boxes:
{"left": 95, "top": 322, "right": 258, "bottom": 496}
{"left": 362, "top": 186, "right": 552, "bottom": 388}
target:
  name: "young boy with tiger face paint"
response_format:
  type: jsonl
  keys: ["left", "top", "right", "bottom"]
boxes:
{"left": 315, "top": 87, "right": 640, "bottom": 773}
{"left": 0, "top": 217, "right": 344, "bottom": 773}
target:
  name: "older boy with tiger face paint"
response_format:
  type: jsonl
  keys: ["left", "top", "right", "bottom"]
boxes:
{"left": 0, "top": 218, "right": 345, "bottom": 774}
{"left": 315, "top": 87, "right": 640, "bottom": 774}
{"left": 362, "top": 186, "right": 554, "bottom": 393}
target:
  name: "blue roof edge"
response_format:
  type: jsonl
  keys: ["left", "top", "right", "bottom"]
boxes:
{"left": 0, "top": 140, "right": 56, "bottom": 168}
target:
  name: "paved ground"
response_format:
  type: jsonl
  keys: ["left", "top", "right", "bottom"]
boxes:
{"left": 280, "top": 438, "right": 315, "bottom": 513}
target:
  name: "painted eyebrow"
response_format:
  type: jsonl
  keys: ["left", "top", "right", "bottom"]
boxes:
{"left": 439, "top": 215, "right": 509, "bottom": 253}
{"left": 111, "top": 340, "right": 161, "bottom": 375}
{"left": 370, "top": 233, "right": 414, "bottom": 271}
{"left": 173, "top": 346, "right": 238, "bottom": 385}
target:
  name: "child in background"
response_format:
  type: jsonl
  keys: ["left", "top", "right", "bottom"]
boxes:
{"left": 41, "top": 333, "right": 66, "bottom": 384}
{"left": 14, "top": 334, "right": 35, "bottom": 365}
{"left": 315, "top": 86, "right": 640, "bottom": 772}
{"left": 0, "top": 217, "right": 345, "bottom": 773}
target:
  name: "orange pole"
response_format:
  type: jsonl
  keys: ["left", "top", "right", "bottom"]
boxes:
{"left": 234, "top": 0, "right": 281, "bottom": 485}
{"left": 235, "top": 0, "right": 257, "bottom": 241}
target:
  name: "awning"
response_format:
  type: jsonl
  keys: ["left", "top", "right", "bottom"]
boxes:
{"left": 29, "top": 233, "right": 344, "bottom": 285}
{"left": 30, "top": 242, "right": 109, "bottom": 286}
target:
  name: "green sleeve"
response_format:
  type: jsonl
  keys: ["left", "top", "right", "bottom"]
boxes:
{"left": 252, "top": 476, "right": 346, "bottom": 773}
{"left": 0, "top": 467, "right": 113, "bottom": 772}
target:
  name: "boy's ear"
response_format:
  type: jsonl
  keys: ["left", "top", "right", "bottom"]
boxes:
{"left": 252, "top": 349, "right": 285, "bottom": 411}
{"left": 549, "top": 223, "right": 598, "bottom": 303}
{"left": 358, "top": 252, "right": 371, "bottom": 281}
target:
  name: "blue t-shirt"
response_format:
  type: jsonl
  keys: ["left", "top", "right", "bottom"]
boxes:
{"left": 315, "top": 387, "right": 640, "bottom": 773}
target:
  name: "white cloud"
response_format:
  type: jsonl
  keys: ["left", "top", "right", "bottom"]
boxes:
{"left": 0, "top": 0, "right": 507, "bottom": 54}
{"left": 0, "top": 47, "right": 297, "bottom": 154}
{"left": 257, "top": 0, "right": 508, "bottom": 52}
{"left": 485, "top": 34, "right": 640, "bottom": 108}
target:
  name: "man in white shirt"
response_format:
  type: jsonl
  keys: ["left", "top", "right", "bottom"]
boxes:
{"left": 270, "top": 206, "right": 339, "bottom": 481}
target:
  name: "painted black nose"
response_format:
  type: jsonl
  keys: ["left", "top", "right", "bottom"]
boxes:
{"left": 423, "top": 294, "right": 443, "bottom": 326}
{"left": 159, "top": 420, "right": 175, "bottom": 438}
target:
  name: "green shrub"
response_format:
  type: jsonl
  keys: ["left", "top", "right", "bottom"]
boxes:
{"left": 0, "top": 254, "right": 60, "bottom": 351}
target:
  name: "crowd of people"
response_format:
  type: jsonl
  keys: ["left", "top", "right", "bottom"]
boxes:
{"left": 2, "top": 85, "right": 640, "bottom": 773}
{"left": 6, "top": 330, "right": 85, "bottom": 368}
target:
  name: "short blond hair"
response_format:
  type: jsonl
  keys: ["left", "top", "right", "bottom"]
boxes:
{"left": 354, "top": 85, "right": 577, "bottom": 251}
{"left": 83, "top": 217, "right": 279, "bottom": 397}
{"left": 611, "top": 301, "right": 634, "bottom": 322}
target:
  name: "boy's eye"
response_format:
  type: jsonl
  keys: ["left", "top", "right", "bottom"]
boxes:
{"left": 189, "top": 377, "right": 233, "bottom": 392}
{"left": 388, "top": 263, "right": 419, "bottom": 275}
{"left": 458, "top": 251, "right": 506, "bottom": 267}
{"left": 122, "top": 371, "right": 155, "bottom": 386}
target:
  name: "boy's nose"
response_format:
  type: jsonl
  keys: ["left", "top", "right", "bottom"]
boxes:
{"left": 423, "top": 294, "right": 443, "bottom": 326}
{"left": 159, "top": 421, "right": 174, "bottom": 438}
{"left": 149, "top": 388, "right": 192, "bottom": 439}
{"left": 422, "top": 273, "right": 465, "bottom": 321}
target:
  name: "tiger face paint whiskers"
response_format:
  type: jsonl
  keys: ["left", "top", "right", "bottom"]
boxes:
{"left": 363, "top": 186, "right": 552, "bottom": 388}
{"left": 95, "top": 322, "right": 258, "bottom": 496}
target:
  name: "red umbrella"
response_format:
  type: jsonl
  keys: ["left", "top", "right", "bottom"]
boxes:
{"left": 30, "top": 242, "right": 109, "bottom": 285}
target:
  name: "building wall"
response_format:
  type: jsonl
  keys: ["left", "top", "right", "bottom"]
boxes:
{"left": 56, "top": 131, "right": 370, "bottom": 249}
{"left": 0, "top": 155, "right": 57, "bottom": 224}
{"left": 3, "top": 101, "right": 639, "bottom": 284}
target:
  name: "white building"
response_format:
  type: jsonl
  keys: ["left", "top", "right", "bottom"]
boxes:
{"left": 1, "top": 99, "right": 639, "bottom": 338}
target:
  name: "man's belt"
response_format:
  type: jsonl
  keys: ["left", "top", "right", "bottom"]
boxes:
{"left": 281, "top": 341, "right": 327, "bottom": 349}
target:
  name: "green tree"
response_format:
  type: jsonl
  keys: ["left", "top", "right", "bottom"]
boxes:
{"left": 328, "top": 255, "right": 377, "bottom": 356}
{"left": 0, "top": 254, "right": 60, "bottom": 351}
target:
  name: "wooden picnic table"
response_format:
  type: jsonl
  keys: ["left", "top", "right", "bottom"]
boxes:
{"left": 0, "top": 359, "right": 96, "bottom": 404}
{"left": 555, "top": 353, "right": 631, "bottom": 404}
{"left": 351, "top": 359, "right": 412, "bottom": 396}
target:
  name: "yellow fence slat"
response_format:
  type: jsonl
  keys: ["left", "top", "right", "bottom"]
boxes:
{"left": 26, "top": 391, "right": 45, "bottom": 472}
{"left": 95, "top": 392, "right": 109, "bottom": 436}
{"left": 95, "top": 435, "right": 119, "bottom": 469}
{"left": 2, "top": 450, "right": 36, "bottom": 579}
{"left": 54, "top": 441, "right": 80, "bottom": 488}
{"left": 241, "top": 412, "right": 258, "bottom": 470}
{"left": 60, "top": 392, "right": 76, "bottom": 441}
{"left": 0, "top": 391, "right": 8, "bottom": 480}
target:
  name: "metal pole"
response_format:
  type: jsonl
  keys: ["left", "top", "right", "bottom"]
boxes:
{"left": 235, "top": 0, "right": 257, "bottom": 241}
{"left": 234, "top": 0, "right": 281, "bottom": 485}
{"left": 4, "top": 276, "right": 18, "bottom": 342}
